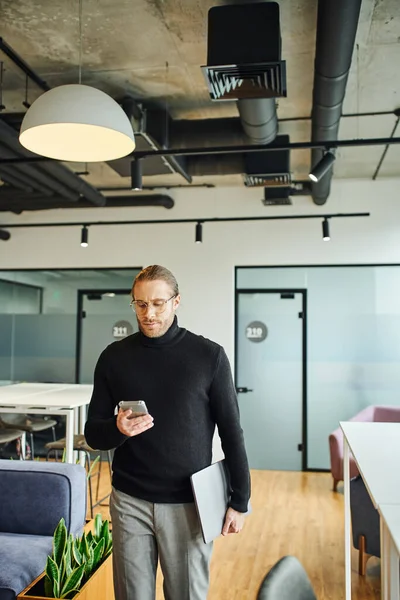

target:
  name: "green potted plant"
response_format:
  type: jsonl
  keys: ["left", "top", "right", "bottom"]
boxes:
{"left": 18, "top": 514, "right": 113, "bottom": 600}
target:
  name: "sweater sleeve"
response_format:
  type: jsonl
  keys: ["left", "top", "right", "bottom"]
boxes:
{"left": 209, "top": 346, "right": 251, "bottom": 513}
{"left": 84, "top": 349, "right": 128, "bottom": 451}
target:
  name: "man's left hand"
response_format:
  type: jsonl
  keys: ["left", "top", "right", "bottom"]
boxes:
{"left": 222, "top": 507, "right": 246, "bottom": 536}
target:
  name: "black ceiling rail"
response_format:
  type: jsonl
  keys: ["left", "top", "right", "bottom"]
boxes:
{"left": 0, "top": 38, "right": 50, "bottom": 92}
{"left": 372, "top": 110, "right": 400, "bottom": 180}
{"left": 0, "top": 136, "right": 399, "bottom": 165}
{"left": 279, "top": 110, "right": 397, "bottom": 123}
{"left": 0, "top": 212, "right": 370, "bottom": 229}
{"left": 98, "top": 184, "right": 215, "bottom": 192}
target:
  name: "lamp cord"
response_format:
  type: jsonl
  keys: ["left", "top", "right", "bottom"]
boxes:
{"left": 78, "top": 0, "right": 83, "bottom": 84}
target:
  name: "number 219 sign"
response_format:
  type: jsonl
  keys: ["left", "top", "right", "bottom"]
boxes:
{"left": 246, "top": 321, "right": 267, "bottom": 343}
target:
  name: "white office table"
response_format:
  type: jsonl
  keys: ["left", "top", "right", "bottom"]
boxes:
{"left": 380, "top": 504, "right": 400, "bottom": 600}
{"left": 0, "top": 383, "right": 93, "bottom": 463}
{"left": 341, "top": 421, "right": 400, "bottom": 600}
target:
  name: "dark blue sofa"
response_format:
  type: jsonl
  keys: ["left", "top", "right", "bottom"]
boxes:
{"left": 0, "top": 459, "right": 87, "bottom": 600}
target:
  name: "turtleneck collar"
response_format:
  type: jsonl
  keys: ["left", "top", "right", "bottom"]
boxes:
{"left": 138, "top": 315, "right": 186, "bottom": 348}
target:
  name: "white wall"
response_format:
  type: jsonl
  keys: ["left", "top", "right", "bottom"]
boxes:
{"left": 1, "top": 178, "right": 400, "bottom": 364}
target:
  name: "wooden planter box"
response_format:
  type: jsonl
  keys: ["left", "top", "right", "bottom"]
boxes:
{"left": 17, "top": 555, "right": 113, "bottom": 600}
{"left": 18, "top": 522, "right": 114, "bottom": 600}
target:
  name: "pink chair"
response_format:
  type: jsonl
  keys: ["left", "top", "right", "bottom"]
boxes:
{"left": 329, "top": 405, "right": 400, "bottom": 492}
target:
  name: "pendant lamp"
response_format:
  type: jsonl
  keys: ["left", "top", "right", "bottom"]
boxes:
{"left": 19, "top": 84, "right": 135, "bottom": 162}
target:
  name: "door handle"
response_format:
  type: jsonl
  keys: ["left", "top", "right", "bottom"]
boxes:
{"left": 236, "top": 387, "right": 253, "bottom": 393}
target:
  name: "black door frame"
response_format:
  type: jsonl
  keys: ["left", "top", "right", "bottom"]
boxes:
{"left": 75, "top": 288, "right": 132, "bottom": 383}
{"left": 235, "top": 287, "right": 308, "bottom": 471}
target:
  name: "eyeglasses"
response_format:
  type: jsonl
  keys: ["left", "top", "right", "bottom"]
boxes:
{"left": 130, "top": 295, "right": 176, "bottom": 314}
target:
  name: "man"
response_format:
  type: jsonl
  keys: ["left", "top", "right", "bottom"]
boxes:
{"left": 85, "top": 265, "right": 250, "bottom": 600}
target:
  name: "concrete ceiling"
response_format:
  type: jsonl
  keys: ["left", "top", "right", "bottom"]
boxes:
{"left": 0, "top": 0, "right": 399, "bottom": 192}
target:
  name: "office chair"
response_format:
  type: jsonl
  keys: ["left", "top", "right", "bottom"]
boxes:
{"left": 350, "top": 475, "right": 380, "bottom": 575}
{"left": 0, "top": 421, "right": 25, "bottom": 458}
{"left": 0, "top": 413, "right": 57, "bottom": 459}
{"left": 257, "top": 556, "right": 317, "bottom": 600}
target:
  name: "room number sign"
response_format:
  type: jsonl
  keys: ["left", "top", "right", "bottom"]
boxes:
{"left": 245, "top": 321, "right": 268, "bottom": 343}
{"left": 112, "top": 320, "right": 133, "bottom": 339}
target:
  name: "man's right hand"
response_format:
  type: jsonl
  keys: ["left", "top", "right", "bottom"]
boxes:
{"left": 116, "top": 409, "right": 154, "bottom": 437}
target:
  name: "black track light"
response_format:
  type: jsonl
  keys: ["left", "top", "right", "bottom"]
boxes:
{"left": 322, "top": 218, "right": 330, "bottom": 242}
{"left": 309, "top": 151, "right": 336, "bottom": 183}
{"left": 195, "top": 222, "right": 203, "bottom": 243}
{"left": 81, "top": 225, "right": 89, "bottom": 247}
{"left": 131, "top": 159, "right": 142, "bottom": 191}
{"left": 0, "top": 229, "right": 10, "bottom": 241}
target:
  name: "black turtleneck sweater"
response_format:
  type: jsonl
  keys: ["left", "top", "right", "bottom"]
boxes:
{"left": 84, "top": 317, "right": 250, "bottom": 512}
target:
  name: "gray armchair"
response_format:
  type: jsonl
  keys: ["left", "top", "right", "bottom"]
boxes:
{"left": 0, "top": 459, "right": 87, "bottom": 600}
{"left": 257, "top": 556, "right": 317, "bottom": 600}
{"left": 350, "top": 475, "right": 380, "bottom": 575}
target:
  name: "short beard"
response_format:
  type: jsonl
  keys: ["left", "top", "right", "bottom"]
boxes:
{"left": 137, "top": 313, "right": 175, "bottom": 338}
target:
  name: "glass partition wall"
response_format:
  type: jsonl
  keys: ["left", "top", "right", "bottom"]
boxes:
{"left": 236, "top": 266, "right": 400, "bottom": 470}
{"left": 0, "top": 269, "right": 140, "bottom": 385}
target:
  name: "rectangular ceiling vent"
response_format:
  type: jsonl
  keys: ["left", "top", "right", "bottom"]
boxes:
{"left": 202, "top": 3, "right": 286, "bottom": 101}
{"left": 244, "top": 173, "right": 291, "bottom": 188}
{"left": 262, "top": 187, "right": 292, "bottom": 206}
{"left": 244, "top": 135, "right": 291, "bottom": 187}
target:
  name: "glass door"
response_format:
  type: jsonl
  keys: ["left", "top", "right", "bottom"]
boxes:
{"left": 236, "top": 291, "right": 305, "bottom": 470}
{"left": 77, "top": 290, "right": 137, "bottom": 384}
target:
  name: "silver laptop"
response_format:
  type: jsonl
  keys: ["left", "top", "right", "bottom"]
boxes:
{"left": 190, "top": 459, "right": 250, "bottom": 544}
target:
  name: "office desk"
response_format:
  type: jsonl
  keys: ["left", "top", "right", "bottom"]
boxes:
{"left": 379, "top": 504, "right": 400, "bottom": 600}
{"left": 0, "top": 383, "right": 93, "bottom": 463}
{"left": 341, "top": 421, "right": 400, "bottom": 600}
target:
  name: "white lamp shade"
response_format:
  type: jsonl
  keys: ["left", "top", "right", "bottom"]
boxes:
{"left": 19, "top": 84, "right": 135, "bottom": 162}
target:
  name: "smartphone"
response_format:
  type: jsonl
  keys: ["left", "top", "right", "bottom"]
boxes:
{"left": 118, "top": 400, "right": 148, "bottom": 418}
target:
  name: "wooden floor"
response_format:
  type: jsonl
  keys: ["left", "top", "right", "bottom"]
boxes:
{"left": 90, "top": 464, "right": 381, "bottom": 600}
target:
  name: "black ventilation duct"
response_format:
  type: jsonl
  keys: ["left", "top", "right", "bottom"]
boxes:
{"left": 109, "top": 104, "right": 191, "bottom": 184}
{"left": 310, "top": 0, "right": 362, "bottom": 204}
{"left": 244, "top": 135, "right": 290, "bottom": 187}
{"left": 203, "top": 2, "right": 285, "bottom": 146}
{"left": 262, "top": 187, "right": 292, "bottom": 206}
{"left": 202, "top": 2, "right": 286, "bottom": 101}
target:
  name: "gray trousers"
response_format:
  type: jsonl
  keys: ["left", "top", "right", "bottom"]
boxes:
{"left": 110, "top": 487, "right": 213, "bottom": 600}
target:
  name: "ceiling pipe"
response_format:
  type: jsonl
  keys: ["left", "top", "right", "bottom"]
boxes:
{"left": 0, "top": 120, "right": 106, "bottom": 206}
{"left": 237, "top": 98, "right": 278, "bottom": 145}
{"left": 40, "top": 161, "right": 106, "bottom": 206}
{"left": 102, "top": 195, "right": 174, "bottom": 209}
{"left": 0, "top": 38, "right": 50, "bottom": 92}
{"left": 0, "top": 192, "right": 174, "bottom": 213}
{"left": 0, "top": 166, "right": 35, "bottom": 192}
{"left": 0, "top": 122, "right": 79, "bottom": 200}
{"left": 235, "top": 1, "right": 278, "bottom": 145}
{"left": 0, "top": 144, "right": 64, "bottom": 197}
{"left": 310, "top": 0, "right": 362, "bottom": 205}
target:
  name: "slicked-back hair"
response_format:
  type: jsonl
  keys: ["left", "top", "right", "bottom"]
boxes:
{"left": 132, "top": 265, "right": 179, "bottom": 297}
